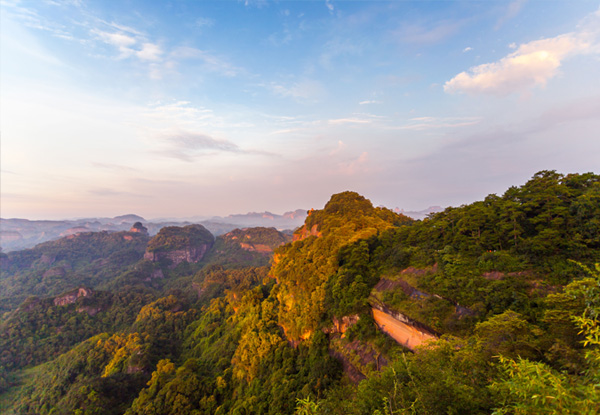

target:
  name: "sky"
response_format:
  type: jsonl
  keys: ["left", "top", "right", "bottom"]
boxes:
{"left": 1, "top": 0, "right": 600, "bottom": 220}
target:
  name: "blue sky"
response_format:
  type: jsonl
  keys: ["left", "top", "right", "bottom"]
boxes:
{"left": 2, "top": 0, "right": 599, "bottom": 219}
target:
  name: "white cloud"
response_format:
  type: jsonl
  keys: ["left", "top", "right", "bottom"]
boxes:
{"left": 326, "top": 0, "right": 334, "bottom": 14}
{"left": 328, "top": 118, "right": 370, "bottom": 125}
{"left": 396, "top": 117, "right": 480, "bottom": 131}
{"left": 463, "top": 46, "right": 473, "bottom": 53}
{"left": 170, "top": 46, "right": 240, "bottom": 76}
{"left": 101, "top": 31, "right": 136, "bottom": 48}
{"left": 270, "top": 80, "right": 324, "bottom": 101}
{"left": 359, "top": 100, "right": 381, "bottom": 105}
{"left": 143, "top": 101, "right": 217, "bottom": 128}
{"left": 445, "top": 9, "right": 600, "bottom": 95}
{"left": 92, "top": 29, "right": 141, "bottom": 59}
{"left": 136, "top": 42, "right": 162, "bottom": 61}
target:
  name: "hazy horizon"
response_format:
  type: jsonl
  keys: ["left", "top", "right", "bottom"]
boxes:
{"left": 0, "top": 201, "right": 444, "bottom": 222}
{"left": 2, "top": 1, "right": 599, "bottom": 220}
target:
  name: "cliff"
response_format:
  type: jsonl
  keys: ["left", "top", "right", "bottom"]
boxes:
{"left": 53, "top": 287, "right": 93, "bottom": 306}
{"left": 272, "top": 191, "right": 411, "bottom": 341}
{"left": 144, "top": 224, "right": 214, "bottom": 266}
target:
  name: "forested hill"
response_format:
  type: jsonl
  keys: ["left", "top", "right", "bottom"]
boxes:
{"left": 1, "top": 170, "right": 599, "bottom": 414}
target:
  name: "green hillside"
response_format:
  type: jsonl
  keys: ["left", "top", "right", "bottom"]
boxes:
{"left": 1, "top": 171, "right": 599, "bottom": 414}
{"left": 0, "top": 231, "right": 150, "bottom": 313}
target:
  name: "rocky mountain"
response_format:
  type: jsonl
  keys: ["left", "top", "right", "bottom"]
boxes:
{"left": 1, "top": 210, "right": 307, "bottom": 252}
{"left": 1, "top": 171, "right": 599, "bottom": 415}
{"left": 144, "top": 224, "right": 215, "bottom": 267}
{"left": 203, "top": 227, "right": 293, "bottom": 268}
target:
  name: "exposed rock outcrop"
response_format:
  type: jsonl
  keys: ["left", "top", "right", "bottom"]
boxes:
{"left": 220, "top": 227, "right": 290, "bottom": 254}
{"left": 292, "top": 223, "right": 321, "bottom": 242}
{"left": 323, "top": 314, "right": 360, "bottom": 335}
{"left": 76, "top": 305, "right": 102, "bottom": 316}
{"left": 371, "top": 307, "right": 438, "bottom": 351}
{"left": 53, "top": 287, "right": 93, "bottom": 306}
{"left": 144, "top": 245, "right": 211, "bottom": 265}
{"left": 144, "top": 224, "right": 214, "bottom": 266}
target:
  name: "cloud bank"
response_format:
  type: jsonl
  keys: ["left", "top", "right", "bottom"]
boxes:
{"left": 445, "top": 9, "right": 600, "bottom": 95}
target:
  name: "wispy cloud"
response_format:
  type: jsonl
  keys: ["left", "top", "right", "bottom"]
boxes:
{"left": 137, "top": 42, "right": 162, "bottom": 61}
{"left": 170, "top": 46, "right": 241, "bottom": 76}
{"left": 195, "top": 17, "right": 215, "bottom": 28}
{"left": 320, "top": 36, "right": 366, "bottom": 69}
{"left": 143, "top": 101, "right": 218, "bottom": 128}
{"left": 156, "top": 130, "right": 275, "bottom": 162}
{"left": 269, "top": 79, "right": 325, "bottom": 101}
{"left": 359, "top": 100, "right": 381, "bottom": 105}
{"left": 336, "top": 152, "right": 369, "bottom": 176}
{"left": 325, "top": 0, "right": 335, "bottom": 14}
{"left": 2, "top": 0, "right": 76, "bottom": 41}
{"left": 395, "top": 117, "right": 481, "bottom": 131}
{"left": 495, "top": 0, "right": 527, "bottom": 30}
{"left": 5, "top": 1, "right": 243, "bottom": 81}
{"left": 392, "top": 19, "right": 466, "bottom": 45}
{"left": 269, "top": 128, "right": 304, "bottom": 135}
{"left": 445, "top": 8, "right": 600, "bottom": 96}
{"left": 91, "top": 162, "right": 138, "bottom": 172}
{"left": 328, "top": 118, "right": 371, "bottom": 125}
{"left": 87, "top": 187, "right": 149, "bottom": 198}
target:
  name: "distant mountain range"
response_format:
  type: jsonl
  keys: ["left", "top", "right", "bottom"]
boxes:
{"left": 0, "top": 210, "right": 307, "bottom": 252}
{"left": 393, "top": 206, "right": 444, "bottom": 220}
{"left": 0, "top": 207, "right": 443, "bottom": 252}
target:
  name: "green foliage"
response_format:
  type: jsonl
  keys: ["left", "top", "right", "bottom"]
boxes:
{"left": 203, "top": 227, "right": 292, "bottom": 268}
{"left": 2, "top": 172, "right": 600, "bottom": 415}
{"left": 295, "top": 396, "right": 320, "bottom": 415}
{"left": 0, "top": 230, "right": 149, "bottom": 313}
{"left": 192, "top": 265, "right": 268, "bottom": 304}
{"left": 11, "top": 333, "right": 151, "bottom": 415}
{"left": 491, "top": 356, "right": 599, "bottom": 415}
{"left": 126, "top": 358, "right": 218, "bottom": 415}
{"left": 350, "top": 338, "right": 496, "bottom": 415}
{"left": 0, "top": 287, "right": 155, "bottom": 372}
{"left": 491, "top": 263, "right": 600, "bottom": 415}
{"left": 273, "top": 192, "right": 409, "bottom": 340}
{"left": 146, "top": 224, "right": 214, "bottom": 253}
{"left": 474, "top": 310, "right": 543, "bottom": 361}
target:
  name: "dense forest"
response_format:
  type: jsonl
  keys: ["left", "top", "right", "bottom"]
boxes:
{"left": 0, "top": 170, "right": 599, "bottom": 414}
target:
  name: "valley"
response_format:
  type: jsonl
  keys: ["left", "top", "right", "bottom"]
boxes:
{"left": 0, "top": 170, "right": 599, "bottom": 414}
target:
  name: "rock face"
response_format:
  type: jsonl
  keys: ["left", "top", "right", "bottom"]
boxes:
{"left": 53, "top": 287, "right": 93, "bottom": 306}
{"left": 323, "top": 315, "right": 360, "bottom": 335}
{"left": 371, "top": 307, "right": 438, "bottom": 350}
{"left": 144, "top": 224, "right": 214, "bottom": 266}
{"left": 144, "top": 245, "right": 211, "bottom": 265}
{"left": 292, "top": 223, "right": 322, "bottom": 241}
{"left": 221, "top": 227, "right": 291, "bottom": 254}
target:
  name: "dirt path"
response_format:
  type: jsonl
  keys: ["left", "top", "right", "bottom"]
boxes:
{"left": 372, "top": 308, "right": 437, "bottom": 350}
